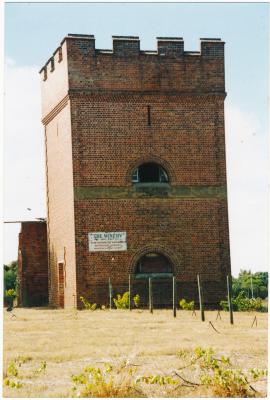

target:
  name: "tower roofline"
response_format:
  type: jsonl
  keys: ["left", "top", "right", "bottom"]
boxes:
{"left": 39, "top": 34, "right": 225, "bottom": 74}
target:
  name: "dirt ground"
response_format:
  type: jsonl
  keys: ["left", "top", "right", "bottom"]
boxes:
{"left": 3, "top": 308, "right": 268, "bottom": 397}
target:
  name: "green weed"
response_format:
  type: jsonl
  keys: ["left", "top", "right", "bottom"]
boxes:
{"left": 71, "top": 362, "right": 143, "bottom": 397}
{"left": 80, "top": 296, "right": 97, "bottom": 311}
{"left": 220, "top": 292, "right": 265, "bottom": 312}
{"left": 4, "top": 360, "right": 22, "bottom": 389}
{"left": 175, "top": 347, "right": 267, "bottom": 397}
{"left": 113, "top": 292, "right": 141, "bottom": 309}
{"left": 113, "top": 292, "right": 129, "bottom": 309}
{"left": 179, "top": 298, "right": 195, "bottom": 310}
{"left": 3, "top": 378, "right": 22, "bottom": 389}
{"left": 34, "top": 361, "right": 47, "bottom": 374}
{"left": 7, "top": 362, "right": 18, "bottom": 377}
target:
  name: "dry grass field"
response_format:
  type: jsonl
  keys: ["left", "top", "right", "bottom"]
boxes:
{"left": 3, "top": 308, "right": 268, "bottom": 397}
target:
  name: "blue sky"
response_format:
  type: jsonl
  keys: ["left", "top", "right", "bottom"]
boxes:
{"left": 5, "top": 3, "right": 269, "bottom": 124}
{"left": 3, "top": 2, "right": 269, "bottom": 275}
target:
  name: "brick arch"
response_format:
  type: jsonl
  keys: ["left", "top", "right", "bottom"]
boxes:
{"left": 128, "top": 245, "right": 181, "bottom": 276}
{"left": 125, "top": 156, "right": 176, "bottom": 185}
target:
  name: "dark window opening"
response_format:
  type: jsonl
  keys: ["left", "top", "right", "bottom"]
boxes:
{"left": 147, "top": 105, "right": 151, "bottom": 126}
{"left": 132, "top": 163, "right": 169, "bottom": 183}
{"left": 135, "top": 253, "right": 172, "bottom": 275}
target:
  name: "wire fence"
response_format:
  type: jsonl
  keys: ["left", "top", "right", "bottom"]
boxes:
{"left": 105, "top": 273, "right": 234, "bottom": 323}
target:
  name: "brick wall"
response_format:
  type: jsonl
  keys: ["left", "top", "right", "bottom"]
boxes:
{"left": 64, "top": 36, "right": 224, "bottom": 93}
{"left": 45, "top": 104, "right": 77, "bottom": 308}
{"left": 40, "top": 35, "right": 231, "bottom": 309}
{"left": 18, "top": 221, "right": 48, "bottom": 306}
{"left": 74, "top": 199, "right": 230, "bottom": 307}
{"left": 70, "top": 94, "right": 226, "bottom": 187}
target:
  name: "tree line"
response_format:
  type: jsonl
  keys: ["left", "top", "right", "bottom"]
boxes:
{"left": 232, "top": 269, "right": 268, "bottom": 299}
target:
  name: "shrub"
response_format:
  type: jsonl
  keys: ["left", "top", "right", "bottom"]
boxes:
{"left": 179, "top": 298, "right": 195, "bottom": 311}
{"left": 5, "top": 289, "right": 17, "bottom": 299}
{"left": 243, "top": 297, "right": 264, "bottom": 311}
{"left": 220, "top": 291, "right": 265, "bottom": 312}
{"left": 113, "top": 292, "right": 129, "bottom": 309}
{"left": 70, "top": 350, "right": 267, "bottom": 398}
{"left": 192, "top": 347, "right": 267, "bottom": 397}
{"left": 4, "top": 261, "right": 18, "bottom": 291}
{"left": 80, "top": 296, "right": 97, "bottom": 311}
{"left": 113, "top": 292, "right": 140, "bottom": 309}
{"left": 133, "top": 294, "right": 140, "bottom": 308}
{"left": 220, "top": 299, "right": 229, "bottom": 311}
{"left": 4, "top": 361, "right": 23, "bottom": 389}
{"left": 3, "top": 378, "right": 22, "bottom": 389}
{"left": 7, "top": 362, "right": 18, "bottom": 377}
{"left": 71, "top": 362, "right": 143, "bottom": 397}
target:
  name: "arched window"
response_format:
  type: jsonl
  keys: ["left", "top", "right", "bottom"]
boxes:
{"left": 135, "top": 252, "right": 172, "bottom": 276}
{"left": 132, "top": 163, "right": 169, "bottom": 183}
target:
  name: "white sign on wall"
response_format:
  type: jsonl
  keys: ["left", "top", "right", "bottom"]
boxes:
{"left": 88, "top": 232, "right": 127, "bottom": 252}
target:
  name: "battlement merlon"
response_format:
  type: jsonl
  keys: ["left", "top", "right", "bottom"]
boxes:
{"left": 39, "top": 35, "right": 225, "bottom": 120}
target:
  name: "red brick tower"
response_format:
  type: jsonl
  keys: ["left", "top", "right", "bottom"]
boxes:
{"left": 40, "top": 34, "right": 231, "bottom": 308}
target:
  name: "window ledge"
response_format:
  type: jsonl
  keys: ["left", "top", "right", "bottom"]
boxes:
{"left": 135, "top": 273, "right": 173, "bottom": 280}
{"left": 133, "top": 183, "right": 170, "bottom": 188}
{"left": 132, "top": 183, "right": 171, "bottom": 197}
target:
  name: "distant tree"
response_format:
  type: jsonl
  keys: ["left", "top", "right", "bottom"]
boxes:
{"left": 253, "top": 272, "right": 268, "bottom": 298}
{"left": 232, "top": 270, "right": 268, "bottom": 299}
{"left": 4, "top": 260, "right": 18, "bottom": 292}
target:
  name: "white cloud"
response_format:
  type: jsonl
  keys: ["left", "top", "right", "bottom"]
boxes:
{"left": 5, "top": 58, "right": 15, "bottom": 67}
{"left": 4, "top": 60, "right": 46, "bottom": 263}
{"left": 225, "top": 104, "right": 268, "bottom": 275}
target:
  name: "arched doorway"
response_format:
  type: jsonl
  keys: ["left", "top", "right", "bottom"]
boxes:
{"left": 133, "top": 251, "right": 174, "bottom": 307}
{"left": 135, "top": 252, "right": 173, "bottom": 278}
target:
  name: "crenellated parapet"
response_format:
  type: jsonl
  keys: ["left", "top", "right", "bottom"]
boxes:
{"left": 40, "top": 34, "right": 224, "bottom": 78}
{"left": 40, "top": 34, "right": 225, "bottom": 118}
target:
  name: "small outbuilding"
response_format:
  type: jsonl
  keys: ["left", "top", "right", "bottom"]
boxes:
{"left": 17, "top": 220, "right": 48, "bottom": 306}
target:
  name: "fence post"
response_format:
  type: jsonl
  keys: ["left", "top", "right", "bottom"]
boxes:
{"left": 109, "top": 277, "right": 112, "bottom": 310}
{"left": 129, "top": 274, "right": 132, "bottom": 311}
{"left": 227, "top": 275, "right": 234, "bottom": 325}
{"left": 173, "top": 276, "right": 177, "bottom": 318}
{"left": 149, "top": 277, "right": 153, "bottom": 313}
{"left": 250, "top": 276, "right": 254, "bottom": 299}
{"left": 197, "top": 274, "right": 205, "bottom": 321}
